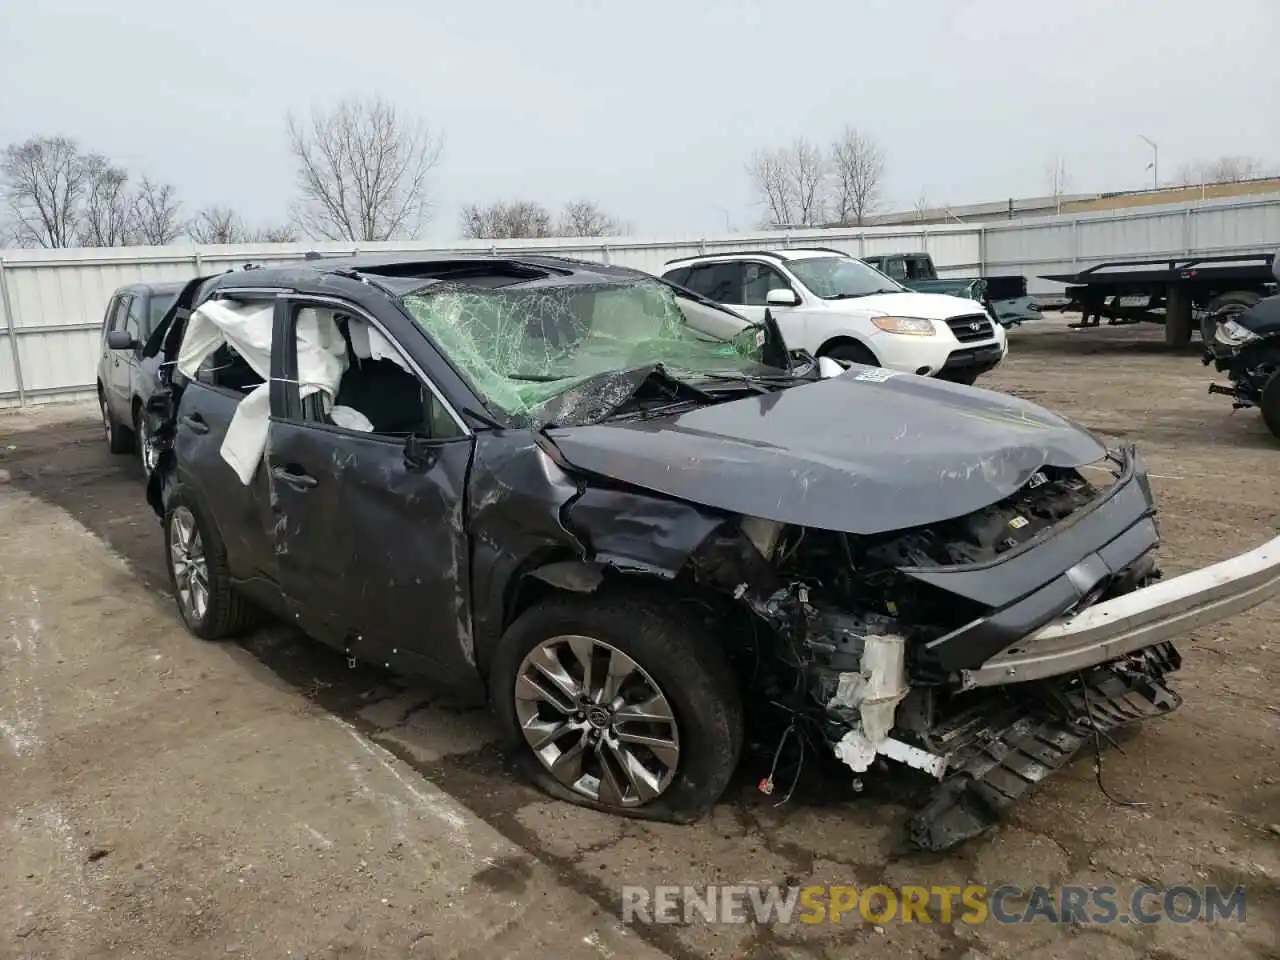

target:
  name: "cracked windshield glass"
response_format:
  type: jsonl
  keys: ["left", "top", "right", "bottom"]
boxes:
{"left": 402, "top": 279, "right": 774, "bottom": 424}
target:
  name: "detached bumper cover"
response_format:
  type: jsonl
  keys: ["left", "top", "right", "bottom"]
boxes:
{"left": 962, "top": 532, "right": 1280, "bottom": 689}
{"left": 911, "top": 643, "right": 1181, "bottom": 851}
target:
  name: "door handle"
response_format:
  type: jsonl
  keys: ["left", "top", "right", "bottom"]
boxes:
{"left": 181, "top": 413, "right": 209, "bottom": 434}
{"left": 271, "top": 465, "right": 318, "bottom": 489}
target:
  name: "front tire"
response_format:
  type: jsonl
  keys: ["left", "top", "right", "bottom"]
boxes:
{"left": 489, "top": 589, "right": 743, "bottom": 822}
{"left": 164, "top": 490, "right": 258, "bottom": 640}
{"left": 823, "top": 340, "right": 879, "bottom": 367}
{"left": 938, "top": 368, "right": 980, "bottom": 386}
{"left": 134, "top": 403, "right": 158, "bottom": 478}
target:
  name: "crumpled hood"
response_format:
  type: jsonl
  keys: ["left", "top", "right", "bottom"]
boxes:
{"left": 831, "top": 290, "right": 988, "bottom": 319}
{"left": 547, "top": 369, "right": 1107, "bottom": 536}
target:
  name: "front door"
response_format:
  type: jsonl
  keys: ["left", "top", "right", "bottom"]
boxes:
{"left": 266, "top": 297, "right": 478, "bottom": 684}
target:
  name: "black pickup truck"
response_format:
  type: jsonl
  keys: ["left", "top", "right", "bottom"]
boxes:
{"left": 861, "top": 252, "right": 1042, "bottom": 327}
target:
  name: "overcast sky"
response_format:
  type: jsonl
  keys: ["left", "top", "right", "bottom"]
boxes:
{"left": 2, "top": 0, "right": 1277, "bottom": 241}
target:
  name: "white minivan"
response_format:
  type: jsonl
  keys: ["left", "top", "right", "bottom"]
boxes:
{"left": 661, "top": 248, "right": 1008, "bottom": 384}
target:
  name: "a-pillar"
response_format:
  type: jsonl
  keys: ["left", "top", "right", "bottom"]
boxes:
{"left": 1164, "top": 283, "right": 1193, "bottom": 347}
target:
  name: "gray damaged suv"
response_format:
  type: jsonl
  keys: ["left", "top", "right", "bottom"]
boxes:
{"left": 118, "top": 254, "right": 1280, "bottom": 850}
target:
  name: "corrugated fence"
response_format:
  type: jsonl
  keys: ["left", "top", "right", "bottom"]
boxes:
{"left": 2, "top": 193, "right": 1278, "bottom": 406}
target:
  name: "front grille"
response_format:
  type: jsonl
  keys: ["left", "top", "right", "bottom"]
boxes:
{"left": 946, "top": 313, "right": 994, "bottom": 342}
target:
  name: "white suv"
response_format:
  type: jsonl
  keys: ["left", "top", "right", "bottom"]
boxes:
{"left": 661, "top": 248, "right": 1008, "bottom": 384}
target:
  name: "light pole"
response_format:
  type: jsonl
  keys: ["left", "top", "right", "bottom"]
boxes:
{"left": 1139, "top": 134, "right": 1158, "bottom": 190}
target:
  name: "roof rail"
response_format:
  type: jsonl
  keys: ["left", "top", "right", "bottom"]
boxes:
{"left": 663, "top": 249, "right": 789, "bottom": 266}
{"left": 795, "top": 246, "right": 853, "bottom": 257}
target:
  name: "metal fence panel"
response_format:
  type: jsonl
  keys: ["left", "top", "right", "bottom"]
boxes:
{"left": 1, "top": 194, "right": 1277, "bottom": 405}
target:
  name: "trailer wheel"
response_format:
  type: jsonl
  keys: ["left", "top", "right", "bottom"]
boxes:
{"left": 1201, "top": 291, "right": 1262, "bottom": 345}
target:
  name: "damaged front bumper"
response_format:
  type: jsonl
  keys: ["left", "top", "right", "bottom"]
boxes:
{"left": 820, "top": 523, "right": 1280, "bottom": 849}
{"left": 958, "top": 531, "right": 1280, "bottom": 688}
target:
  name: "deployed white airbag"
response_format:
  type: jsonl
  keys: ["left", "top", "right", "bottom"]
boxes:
{"left": 177, "top": 300, "right": 349, "bottom": 484}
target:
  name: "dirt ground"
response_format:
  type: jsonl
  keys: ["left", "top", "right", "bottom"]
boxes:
{"left": 1, "top": 315, "right": 1278, "bottom": 959}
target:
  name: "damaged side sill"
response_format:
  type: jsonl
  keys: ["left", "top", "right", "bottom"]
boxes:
{"left": 960, "top": 532, "right": 1280, "bottom": 689}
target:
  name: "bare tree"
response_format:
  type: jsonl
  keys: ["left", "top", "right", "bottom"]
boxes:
{"left": 132, "top": 177, "right": 184, "bottom": 245}
{"left": 1045, "top": 155, "right": 1070, "bottom": 212}
{"left": 188, "top": 206, "right": 249, "bottom": 244}
{"left": 459, "top": 200, "right": 555, "bottom": 239}
{"left": 1, "top": 136, "right": 93, "bottom": 247}
{"left": 252, "top": 224, "right": 298, "bottom": 243}
{"left": 557, "top": 199, "right": 625, "bottom": 237}
{"left": 829, "top": 126, "right": 885, "bottom": 226}
{"left": 912, "top": 190, "right": 930, "bottom": 221}
{"left": 1177, "top": 155, "right": 1266, "bottom": 186}
{"left": 79, "top": 155, "right": 135, "bottom": 247}
{"left": 747, "top": 138, "right": 828, "bottom": 227}
{"left": 287, "top": 95, "right": 444, "bottom": 242}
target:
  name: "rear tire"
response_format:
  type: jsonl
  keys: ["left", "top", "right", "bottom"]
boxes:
{"left": 100, "top": 390, "right": 133, "bottom": 455}
{"left": 489, "top": 588, "right": 743, "bottom": 823}
{"left": 1201, "top": 291, "right": 1262, "bottom": 345}
{"left": 163, "top": 489, "right": 258, "bottom": 640}
{"left": 823, "top": 340, "right": 879, "bottom": 367}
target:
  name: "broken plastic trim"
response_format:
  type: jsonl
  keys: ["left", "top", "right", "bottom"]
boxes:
{"left": 959, "top": 530, "right": 1280, "bottom": 688}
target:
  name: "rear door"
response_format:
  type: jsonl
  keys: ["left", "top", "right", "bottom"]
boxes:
{"left": 266, "top": 297, "right": 478, "bottom": 684}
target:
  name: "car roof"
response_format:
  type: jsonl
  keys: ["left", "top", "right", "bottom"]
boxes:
{"left": 114, "top": 280, "right": 187, "bottom": 297}
{"left": 662, "top": 247, "right": 853, "bottom": 270}
{"left": 202, "top": 252, "right": 650, "bottom": 297}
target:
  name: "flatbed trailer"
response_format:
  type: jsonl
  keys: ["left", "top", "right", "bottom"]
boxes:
{"left": 1040, "top": 252, "right": 1277, "bottom": 346}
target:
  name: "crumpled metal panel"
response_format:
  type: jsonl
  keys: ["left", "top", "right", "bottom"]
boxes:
{"left": 549, "top": 368, "right": 1107, "bottom": 536}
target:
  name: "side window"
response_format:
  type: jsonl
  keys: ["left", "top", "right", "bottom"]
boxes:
{"left": 883, "top": 258, "right": 908, "bottom": 282}
{"left": 185, "top": 299, "right": 268, "bottom": 394}
{"left": 124, "top": 295, "right": 145, "bottom": 340}
{"left": 103, "top": 295, "right": 127, "bottom": 333}
{"left": 741, "top": 263, "right": 791, "bottom": 306}
{"left": 663, "top": 266, "right": 692, "bottom": 287}
{"left": 287, "top": 304, "right": 463, "bottom": 441}
{"left": 194, "top": 344, "right": 266, "bottom": 393}
{"left": 683, "top": 262, "right": 744, "bottom": 303}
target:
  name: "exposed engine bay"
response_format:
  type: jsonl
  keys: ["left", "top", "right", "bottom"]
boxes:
{"left": 679, "top": 456, "right": 1178, "bottom": 849}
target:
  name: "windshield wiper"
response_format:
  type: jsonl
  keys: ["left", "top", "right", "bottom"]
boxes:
{"left": 682, "top": 371, "right": 813, "bottom": 393}
{"left": 507, "top": 373, "right": 569, "bottom": 382}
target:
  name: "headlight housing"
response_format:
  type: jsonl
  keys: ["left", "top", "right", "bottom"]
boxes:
{"left": 871, "top": 315, "right": 937, "bottom": 336}
{"left": 1215, "top": 318, "right": 1259, "bottom": 347}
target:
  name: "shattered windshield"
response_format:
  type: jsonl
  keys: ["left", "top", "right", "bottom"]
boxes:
{"left": 787, "top": 256, "right": 906, "bottom": 299}
{"left": 401, "top": 279, "right": 779, "bottom": 425}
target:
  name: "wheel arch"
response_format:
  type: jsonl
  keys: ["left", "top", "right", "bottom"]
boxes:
{"left": 817, "top": 333, "right": 880, "bottom": 361}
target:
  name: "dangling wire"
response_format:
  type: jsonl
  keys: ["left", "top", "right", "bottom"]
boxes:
{"left": 1078, "top": 672, "right": 1148, "bottom": 808}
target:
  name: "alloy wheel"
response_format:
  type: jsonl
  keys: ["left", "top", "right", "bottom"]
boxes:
{"left": 514, "top": 634, "right": 680, "bottom": 807}
{"left": 169, "top": 506, "right": 209, "bottom": 623}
